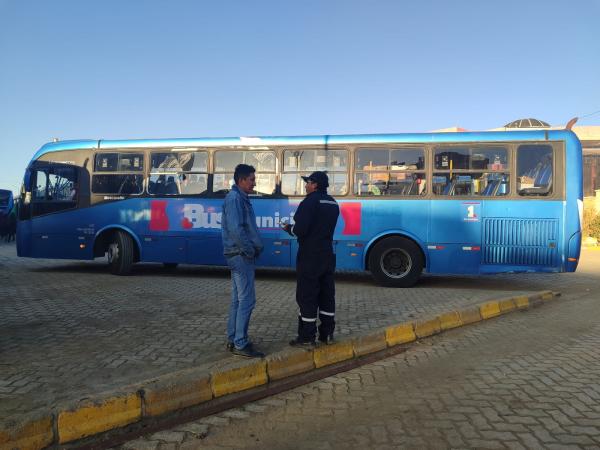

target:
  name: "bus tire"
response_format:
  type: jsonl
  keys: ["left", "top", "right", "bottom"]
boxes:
{"left": 163, "top": 263, "right": 178, "bottom": 270}
{"left": 368, "top": 236, "right": 423, "bottom": 287}
{"left": 108, "top": 230, "right": 134, "bottom": 275}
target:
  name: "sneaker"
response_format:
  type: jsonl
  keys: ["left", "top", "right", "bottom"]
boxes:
{"left": 318, "top": 335, "right": 335, "bottom": 345}
{"left": 226, "top": 341, "right": 234, "bottom": 352}
{"left": 231, "top": 343, "right": 265, "bottom": 358}
{"left": 289, "top": 337, "right": 316, "bottom": 348}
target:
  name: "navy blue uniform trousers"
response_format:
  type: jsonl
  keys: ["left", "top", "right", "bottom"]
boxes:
{"left": 296, "top": 249, "right": 336, "bottom": 340}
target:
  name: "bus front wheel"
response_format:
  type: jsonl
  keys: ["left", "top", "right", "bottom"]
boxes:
{"left": 368, "top": 237, "right": 423, "bottom": 287}
{"left": 107, "top": 230, "right": 134, "bottom": 275}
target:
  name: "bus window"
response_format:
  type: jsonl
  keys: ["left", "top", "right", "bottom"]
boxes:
{"left": 30, "top": 165, "right": 79, "bottom": 217}
{"left": 517, "top": 145, "right": 553, "bottom": 196}
{"left": 355, "top": 148, "right": 426, "bottom": 196}
{"left": 433, "top": 146, "right": 509, "bottom": 196}
{"left": 0, "top": 189, "right": 14, "bottom": 222}
{"left": 178, "top": 151, "right": 208, "bottom": 195}
{"left": 0, "top": 191, "right": 11, "bottom": 209}
{"left": 118, "top": 154, "right": 144, "bottom": 171}
{"left": 36, "top": 167, "right": 79, "bottom": 201}
{"left": 95, "top": 153, "right": 143, "bottom": 172}
{"left": 92, "top": 174, "right": 143, "bottom": 195}
{"left": 148, "top": 151, "right": 208, "bottom": 195}
{"left": 282, "top": 149, "right": 348, "bottom": 196}
{"left": 179, "top": 173, "right": 208, "bottom": 195}
{"left": 213, "top": 149, "right": 276, "bottom": 195}
{"left": 95, "top": 153, "right": 118, "bottom": 171}
{"left": 92, "top": 152, "right": 144, "bottom": 196}
{"left": 34, "top": 170, "right": 48, "bottom": 200}
{"left": 48, "top": 172, "right": 77, "bottom": 201}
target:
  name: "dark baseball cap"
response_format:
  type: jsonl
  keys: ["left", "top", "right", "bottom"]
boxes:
{"left": 301, "top": 171, "right": 329, "bottom": 188}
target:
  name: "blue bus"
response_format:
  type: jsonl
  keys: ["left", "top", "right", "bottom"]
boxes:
{"left": 17, "top": 130, "right": 582, "bottom": 287}
{"left": 0, "top": 189, "right": 14, "bottom": 217}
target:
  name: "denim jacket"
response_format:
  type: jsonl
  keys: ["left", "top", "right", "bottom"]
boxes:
{"left": 221, "top": 185, "right": 263, "bottom": 258}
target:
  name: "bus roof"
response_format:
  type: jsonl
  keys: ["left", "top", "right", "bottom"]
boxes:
{"left": 30, "top": 129, "right": 580, "bottom": 163}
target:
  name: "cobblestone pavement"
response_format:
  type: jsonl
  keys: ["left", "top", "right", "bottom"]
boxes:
{"left": 0, "top": 240, "right": 597, "bottom": 419}
{"left": 119, "top": 250, "right": 600, "bottom": 450}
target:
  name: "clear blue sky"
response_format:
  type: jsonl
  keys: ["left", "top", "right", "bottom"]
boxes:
{"left": 1, "top": 0, "right": 599, "bottom": 194}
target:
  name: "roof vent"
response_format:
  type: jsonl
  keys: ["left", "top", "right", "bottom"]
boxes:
{"left": 504, "top": 118, "right": 550, "bottom": 128}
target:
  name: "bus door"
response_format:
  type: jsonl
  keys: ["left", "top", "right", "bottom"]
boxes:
{"left": 20, "top": 162, "right": 88, "bottom": 259}
{"left": 428, "top": 199, "right": 482, "bottom": 274}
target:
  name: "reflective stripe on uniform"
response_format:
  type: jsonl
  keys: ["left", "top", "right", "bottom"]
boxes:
{"left": 319, "top": 200, "right": 338, "bottom": 206}
{"left": 301, "top": 316, "right": 317, "bottom": 322}
{"left": 319, "top": 310, "right": 335, "bottom": 316}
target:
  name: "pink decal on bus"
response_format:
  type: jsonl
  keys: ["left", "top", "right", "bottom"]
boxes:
{"left": 340, "top": 202, "right": 361, "bottom": 235}
{"left": 150, "top": 200, "right": 169, "bottom": 231}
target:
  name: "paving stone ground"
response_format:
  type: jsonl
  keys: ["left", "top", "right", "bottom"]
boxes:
{"left": 119, "top": 249, "right": 600, "bottom": 450}
{"left": 0, "top": 240, "right": 597, "bottom": 419}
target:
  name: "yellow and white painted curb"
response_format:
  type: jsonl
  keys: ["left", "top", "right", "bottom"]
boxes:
{"left": 0, "top": 290, "right": 557, "bottom": 449}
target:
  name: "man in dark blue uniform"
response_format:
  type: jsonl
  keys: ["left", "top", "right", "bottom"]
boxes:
{"left": 282, "top": 171, "right": 340, "bottom": 347}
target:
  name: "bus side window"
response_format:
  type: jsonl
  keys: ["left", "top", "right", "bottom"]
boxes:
{"left": 355, "top": 147, "right": 425, "bottom": 197}
{"left": 93, "top": 152, "right": 144, "bottom": 197}
{"left": 214, "top": 150, "right": 276, "bottom": 196}
{"left": 517, "top": 145, "right": 553, "bottom": 196}
{"left": 433, "top": 145, "right": 509, "bottom": 197}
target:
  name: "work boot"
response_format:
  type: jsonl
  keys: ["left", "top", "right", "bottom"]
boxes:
{"left": 289, "top": 337, "right": 316, "bottom": 348}
{"left": 318, "top": 334, "right": 335, "bottom": 345}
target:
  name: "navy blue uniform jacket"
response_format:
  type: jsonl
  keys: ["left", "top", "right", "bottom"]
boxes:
{"left": 291, "top": 191, "right": 340, "bottom": 257}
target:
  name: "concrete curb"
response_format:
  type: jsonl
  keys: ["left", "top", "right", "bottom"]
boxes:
{"left": 0, "top": 290, "right": 558, "bottom": 449}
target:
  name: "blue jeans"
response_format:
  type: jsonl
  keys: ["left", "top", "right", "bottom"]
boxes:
{"left": 226, "top": 255, "right": 256, "bottom": 349}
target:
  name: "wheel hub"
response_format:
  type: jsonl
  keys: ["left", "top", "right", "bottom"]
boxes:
{"left": 108, "top": 242, "right": 119, "bottom": 263}
{"left": 381, "top": 248, "right": 412, "bottom": 279}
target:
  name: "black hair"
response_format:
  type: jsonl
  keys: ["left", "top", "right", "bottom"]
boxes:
{"left": 234, "top": 164, "right": 256, "bottom": 184}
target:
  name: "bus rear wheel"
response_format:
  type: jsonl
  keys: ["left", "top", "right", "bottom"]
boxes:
{"left": 368, "top": 237, "right": 423, "bottom": 287}
{"left": 107, "top": 230, "right": 134, "bottom": 275}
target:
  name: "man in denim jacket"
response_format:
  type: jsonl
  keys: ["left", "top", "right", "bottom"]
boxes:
{"left": 222, "top": 164, "right": 265, "bottom": 358}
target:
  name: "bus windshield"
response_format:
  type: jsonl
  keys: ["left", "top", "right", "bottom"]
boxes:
{"left": 0, "top": 190, "right": 11, "bottom": 207}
